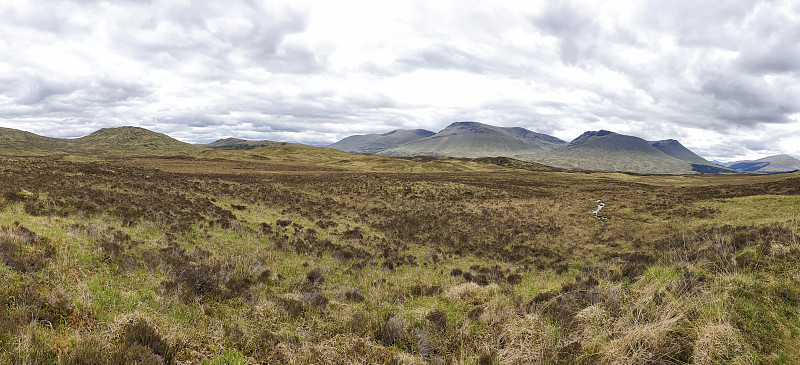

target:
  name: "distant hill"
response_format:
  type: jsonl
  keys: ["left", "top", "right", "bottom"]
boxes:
{"left": 380, "top": 122, "right": 566, "bottom": 158}
{"left": 328, "top": 129, "right": 435, "bottom": 154}
{"left": 0, "top": 127, "right": 67, "bottom": 155}
{"left": 0, "top": 126, "right": 203, "bottom": 156}
{"left": 650, "top": 139, "right": 736, "bottom": 173}
{"left": 199, "top": 138, "right": 298, "bottom": 150}
{"left": 726, "top": 154, "right": 800, "bottom": 173}
{"left": 516, "top": 130, "right": 697, "bottom": 174}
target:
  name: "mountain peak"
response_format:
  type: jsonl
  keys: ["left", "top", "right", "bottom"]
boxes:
{"left": 569, "top": 130, "right": 619, "bottom": 146}
{"left": 440, "top": 121, "right": 496, "bottom": 134}
{"left": 380, "top": 122, "right": 565, "bottom": 158}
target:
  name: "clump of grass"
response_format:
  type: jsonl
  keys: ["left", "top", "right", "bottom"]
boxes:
{"left": 497, "top": 314, "right": 564, "bottom": 363}
{"left": 693, "top": 322, "right": 754, "bottom": 364}
{"left": 0, "top": 221, "right": 55, "bottom": 272}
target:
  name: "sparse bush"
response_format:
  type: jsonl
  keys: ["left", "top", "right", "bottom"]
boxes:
{"left": 506, "top": 272, "right": 523, "bottom": 285}
{"left": 0, "top": 222, "right": 55, "bottom": 272}
{"left": 380, "top": 316, "right": 409, "bottom": 347}
{"left": 413, "top": 328, "right": 439, "bottom": 359}
{"left": 426, "top": 310, "right": 447, "bottom": 331}
{"left": 306, "top": 270, "right": 325, "bottom": 285}
{"left": 302, "top": 290, "right": 328, "bottom": 308}
{"left": 349, "top": 311, "right": 373, "bottom": 334}
{"left": 344, "top": 288, "right": 365, "bottom": 303}
{"left": 116, "top": 319, "right": 176, "bottom": 365}
{"left": 278, "top": 294, "right": 305, "bottom": 317}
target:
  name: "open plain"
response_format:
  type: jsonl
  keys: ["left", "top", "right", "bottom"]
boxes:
{"left": 1, "top": 145, "right": 800, "bottom": 364}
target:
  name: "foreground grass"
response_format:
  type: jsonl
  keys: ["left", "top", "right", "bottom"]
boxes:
{"left": 0, "top": 153, "right": 799, "bottom": 364}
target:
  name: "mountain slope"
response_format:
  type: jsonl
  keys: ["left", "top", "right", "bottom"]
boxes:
{"left": 650, "top": 139, "right": 712, "bottom": 165}
{"left": 650, "top": 139, "right": 736, "bottom": 173}
{"left": 0, "top": 127, "right": 68, "bottom": 155}
{"left": 328, "top": 129, "right": 435, "bottom": 154}
{"left": 518, "top": 130, "right": 696, "bottom": 174}
{"left": 0, "top": 126, "right": 203, "bottom": 156}
{"left": 726, "top": 154, "right": 800, "bottom": 173}
{"left": 199, "top": 138, "right": 296, "bottom": 150}
{"left": 380, "top": 122, "right": 566, "bottom": 158}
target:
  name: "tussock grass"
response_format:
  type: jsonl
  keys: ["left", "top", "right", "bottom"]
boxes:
{"left": 1, "top": 154, "right": 799, "bottom": 363}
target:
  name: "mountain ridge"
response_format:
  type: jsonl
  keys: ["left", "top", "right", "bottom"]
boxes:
{"left": 379, "top": 122, "right": 567, "bottom": 158}
{"left": 516, "top": 130, "right": 698, "bottom": 174}
{"left": 725, "top": 154, "right": 800, "bottom": 173}
{"left": 328, "top": 129, "right": 435, "bottom": 154}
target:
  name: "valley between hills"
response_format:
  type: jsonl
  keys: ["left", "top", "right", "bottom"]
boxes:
{"left": 1, "top": 126, "right": 800, "bottom": 363}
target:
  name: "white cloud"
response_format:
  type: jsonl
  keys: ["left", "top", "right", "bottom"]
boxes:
{"left": 0, "top": 0, "right": 798, "bottom": 159}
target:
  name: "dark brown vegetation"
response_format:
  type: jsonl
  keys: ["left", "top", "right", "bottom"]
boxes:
{"left": 0, "top": 152, "right": 799, "bottom": 363}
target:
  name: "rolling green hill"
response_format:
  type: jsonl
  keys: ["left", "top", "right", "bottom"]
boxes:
{"left": 198, "top": 138, "right": 299, "bottom": 150}
{"left": 0, "top": 126, "right": 204, "bottom": 156}
{"left": 0, "top": 127, "right": 69, "bottom": 155}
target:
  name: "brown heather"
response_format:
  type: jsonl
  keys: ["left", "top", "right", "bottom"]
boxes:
{"left": 0, "top": 148, "right": 799, "bottom": 364}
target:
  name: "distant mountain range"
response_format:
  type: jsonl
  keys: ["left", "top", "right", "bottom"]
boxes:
{"left": 515, "top": 130, "right": 733, "bottom": 174}
{"left": 724, "top": 155, "right": 800, "bottom": 174}
{"left": 328, "top": 122, "right": 765, "bottom": 174}
{"left": 0, "top": 124, "right": 797, "bottom": 175}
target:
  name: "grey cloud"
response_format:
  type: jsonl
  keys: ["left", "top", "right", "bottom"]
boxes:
{"left": 9, "top": 75, "right": 152, "bottom": 108}
{"left": 3, "top": 0, "right": 800, "bottom": 160}
{"left": 109, "top": 2, "right": 320, "bottom": 76}
{"left": 640, "top": 0, "right": 761, "bottom": 48}
{"left": 700, "top": 72, "right": 798, "bottom": 125}
{"left": 395, "top": 44, "right": 487, "bottom": 73}
{"left": 531, "top": 1, "right": 598, "bottom": 65}
{"left": 734, "top": 11, "right": 800, "bottom": 74}
{"left": 13, "top": 77, "right": 74, "bottom": 105}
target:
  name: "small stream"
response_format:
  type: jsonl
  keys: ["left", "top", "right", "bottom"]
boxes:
{"left": 592, "top": 199, "right": 607, "bottom": 225}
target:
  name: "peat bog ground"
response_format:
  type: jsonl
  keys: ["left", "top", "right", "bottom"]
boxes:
{"left": 1, "top": 149, "right": 800, "bottom": 364}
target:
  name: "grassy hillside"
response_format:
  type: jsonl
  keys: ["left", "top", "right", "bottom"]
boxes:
{"left": 1, "top": 148, "right": 800, "bottom": 363}
{"left": 0, "top": 126, "right": 204, "bottom": 157}
{"left": 198, "top": 138, "right": 299, "bottom": 150}
{"left": 0, "top": 127, "right": 69, "bottom": 156}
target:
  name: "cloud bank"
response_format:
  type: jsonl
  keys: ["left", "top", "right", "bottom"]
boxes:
{"left": 1, "top": 0, "right": 799, "bottom": 161}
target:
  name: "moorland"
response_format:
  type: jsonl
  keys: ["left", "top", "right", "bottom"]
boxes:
{"left": 1, "top": 139, "right": 800, "bottom": 364}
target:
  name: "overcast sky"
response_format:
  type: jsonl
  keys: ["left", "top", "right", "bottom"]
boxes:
{"left": 1, "top": 0, "right": 799, "bottom": 161}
